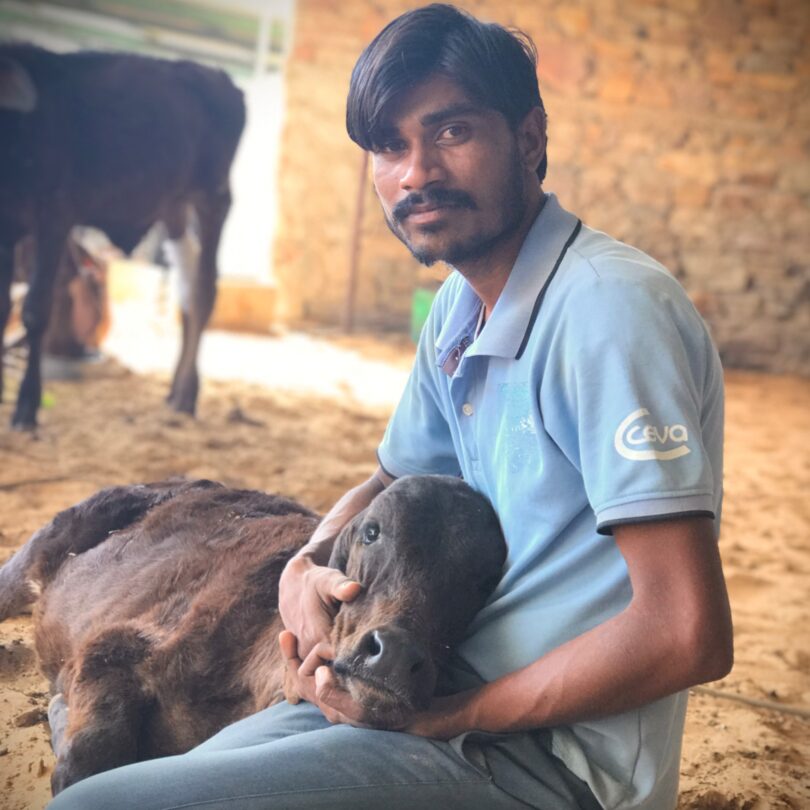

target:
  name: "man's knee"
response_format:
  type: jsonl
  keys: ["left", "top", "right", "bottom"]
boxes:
{"left": 193, "top": 701, "right": 330, "bottom": 753}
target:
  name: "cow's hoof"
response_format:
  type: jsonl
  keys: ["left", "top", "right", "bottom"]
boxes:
{"left": 0, "top": 576, "right": 37, "bottom": 622}
{"left": 48, "top": 693, "right": 70, "bottom": 753}
{"left": 11, "top": 399, "right": 39, "bottom": 431}
{"left": 166, "top": 394, "right": 197, "bottom": 416}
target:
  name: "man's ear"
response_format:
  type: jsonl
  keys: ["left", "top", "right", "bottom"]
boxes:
{"left": 327, "top": 510, "right": 367, "bottom": 573}
{"left": 516, "top": 106, "right": 547, "bottom": 176}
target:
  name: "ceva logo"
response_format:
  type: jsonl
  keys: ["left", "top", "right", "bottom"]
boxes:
{"left": 613, "top": 408, "right": 691, "bottom": 461}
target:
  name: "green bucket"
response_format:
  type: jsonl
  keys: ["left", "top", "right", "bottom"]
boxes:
{"left": 411, "top": 287, "right": 436, "bottom": 342}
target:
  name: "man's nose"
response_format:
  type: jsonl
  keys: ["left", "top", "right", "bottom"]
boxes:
{"left": 399, "top": 143, "right": 445, "bottom": 191}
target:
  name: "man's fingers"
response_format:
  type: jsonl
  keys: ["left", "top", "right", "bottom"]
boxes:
{"left": 316, "top": 570, "right": 362, "bottom": 604}
{"left": 333, "top": 578, "right": 362, "bottom": 602}
{"left": 275, "top": 651, "right": 369, "bottom": 728}
{"left": 315, "top": 666, "right": 349, "bottom": 710}
{"left": 278, "top": 630, "right": 300, "bottom": 665}
{"left": 314, "top": 666, "right": 367, "bottom": 725}
{"left": 300, "top": 642, "right": 334, "bottom": 677}
{"left": 315, "top": 666, "right": 333, "bottom": 695}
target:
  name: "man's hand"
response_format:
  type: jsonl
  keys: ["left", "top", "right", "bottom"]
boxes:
{"left": 277, "top": 469, "right": 390, "bottom": 659}
{"left": 279, "top": 630, "right": 370, "bottom": 726}
{"left": 278, "top": 555, "right": 361, "bottom": 660}
{"left": 404, "top": 691, "right": 479, "bottom": 741}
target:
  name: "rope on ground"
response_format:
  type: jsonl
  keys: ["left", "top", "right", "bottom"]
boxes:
{"left": 692, "top": 685, "right": 810, "bottom": 719}
{"left": 0, "top": 477, "right": 70, "bottom": 492}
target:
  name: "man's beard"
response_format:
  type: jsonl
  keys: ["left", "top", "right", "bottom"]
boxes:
{"left": 383, "top": 149, "right": 528, "bottom": 269}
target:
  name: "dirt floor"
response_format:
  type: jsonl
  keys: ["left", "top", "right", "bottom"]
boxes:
{"left": 0, "top": 332, "right": 807, "bottom": 810}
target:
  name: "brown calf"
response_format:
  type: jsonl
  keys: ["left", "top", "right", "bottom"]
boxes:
{"left": 14, "top": 234, "right": 111, "bottom": 359}
{"left": 0, "top": 475, "right": 506, "bottom": 796}
{"left": 0, "top": 44, "right": 245, "bottom": 428}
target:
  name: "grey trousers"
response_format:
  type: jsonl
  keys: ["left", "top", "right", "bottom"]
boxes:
{"left": 47, "top": 701, "right": 602, "bottom": 810}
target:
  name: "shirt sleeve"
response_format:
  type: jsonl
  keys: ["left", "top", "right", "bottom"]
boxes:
{"left": 377, "top": 288, "right": 462, "bottom": 479}
{"left": 540, "top": 268, "right": 723, "bottom": 534}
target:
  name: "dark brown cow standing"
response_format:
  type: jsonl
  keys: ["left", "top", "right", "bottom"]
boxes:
{"left": 0, "top": 475, "right": 506, "bottom": 796}
{"left": 0, "top": 43, "right": 245, "bottom": 428}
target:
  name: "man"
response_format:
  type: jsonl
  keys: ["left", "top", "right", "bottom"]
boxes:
{"left": 50, "top": 5, "right": 732, "bottom": 809}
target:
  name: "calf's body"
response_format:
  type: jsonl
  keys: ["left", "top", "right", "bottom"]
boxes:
{"left": 0, "top": 475, "right": 506, "bottom": 795}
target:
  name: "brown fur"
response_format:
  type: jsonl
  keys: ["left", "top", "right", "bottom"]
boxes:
{"left": 0, "top": 475, "right": 506, "bottom": 796}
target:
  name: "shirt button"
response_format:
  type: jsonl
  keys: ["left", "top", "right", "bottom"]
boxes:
{"left": 462, "top": 402, "right": 474, "bottom": 416}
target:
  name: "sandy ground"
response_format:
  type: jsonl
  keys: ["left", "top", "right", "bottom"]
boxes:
{"left": 0, "top": 317, "right": 807, "bottom": 809}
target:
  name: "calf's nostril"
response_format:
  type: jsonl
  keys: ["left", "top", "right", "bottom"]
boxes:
{"left": 355, "top": 627, "right": 430, "bottom": 684}
{"left": 361, "top": 630, "right": 383, "bottom": 659}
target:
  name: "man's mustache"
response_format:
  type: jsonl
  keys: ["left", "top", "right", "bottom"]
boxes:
{"left": 392, "top": 189, "right": 477, "bottom": 223}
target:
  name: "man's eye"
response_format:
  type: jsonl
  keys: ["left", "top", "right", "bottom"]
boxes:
{"left": 362, "top": 522, "right": 380, "bottom": 544}
{"left": 376, "top": 140, "right": 405, "bottom": 154}
{"left": 438, "top": 124, "right": 469, "bottom": 142}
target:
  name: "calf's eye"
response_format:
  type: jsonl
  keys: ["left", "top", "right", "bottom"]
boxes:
{"left": 362, "top": 522, "right": 380, "bottom": 545}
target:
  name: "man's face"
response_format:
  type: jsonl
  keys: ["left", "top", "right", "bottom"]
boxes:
{"left": 371, "top": 75, "right": 533, "bottom": 269}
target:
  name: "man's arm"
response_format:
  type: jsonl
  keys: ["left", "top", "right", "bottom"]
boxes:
{"left": 406, "top": 516, "right": 733, "bottom": 739}
{"left": 278, "top": 466, "right": 395, "bottom": 659}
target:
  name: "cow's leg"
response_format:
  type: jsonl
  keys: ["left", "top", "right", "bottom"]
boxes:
{"left": 167, "top": 189, "right": 230, "bottom": 414}
{"left": 0, "top": 482, "right": 189, "bottom": 620}
{"left": 161, "top": 205, "right": 194, "bottom": 407}
{"left": 13, "top": 224, "right": 69, "bottom": 428}
{"left": 0, "top": 241, "right": 14, "bottom": 405}
{"left": 51, "top": 628, "right": 150, "bottom": 795}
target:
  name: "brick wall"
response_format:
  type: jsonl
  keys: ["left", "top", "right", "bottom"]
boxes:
{"left": 274, "top": 0, "right": 809, "bottom": 375}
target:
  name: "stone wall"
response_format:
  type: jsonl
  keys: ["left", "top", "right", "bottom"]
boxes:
{"left": 273, "top": 0, "right": 809, "bottom": 375}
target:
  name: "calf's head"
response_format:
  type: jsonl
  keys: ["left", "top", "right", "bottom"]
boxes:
{"left": 327, "top": 475, "right": 505, "bottom": 728}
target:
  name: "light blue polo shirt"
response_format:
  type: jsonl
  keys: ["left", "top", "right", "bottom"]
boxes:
{"left": 377, "top": 194, "right": 724, "bottom": 810}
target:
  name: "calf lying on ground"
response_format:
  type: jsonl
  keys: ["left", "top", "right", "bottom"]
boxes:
{"left": 0, "top": 475, "right": 506, "bottom": 796}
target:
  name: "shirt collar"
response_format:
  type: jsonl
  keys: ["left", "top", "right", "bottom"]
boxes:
{"left": 436, "top": 194, "right": 582, "bottom": 369}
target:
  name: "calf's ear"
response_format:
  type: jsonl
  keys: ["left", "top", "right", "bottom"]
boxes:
{"left": 327, "top": 511, "right": 366, "bottom": 573}
{"left": 0, "top": 58, "right": 38, "bottom": 112}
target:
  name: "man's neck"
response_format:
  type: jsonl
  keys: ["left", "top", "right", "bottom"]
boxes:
{"left": 455, "top": 192, "right": 546, "bottom": 317}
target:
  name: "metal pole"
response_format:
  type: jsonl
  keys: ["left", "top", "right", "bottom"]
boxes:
{"left": 254, "top": 8, "right": 270, "bottom": 77}
{"left": 344, "top": 149, "right": 369, "bottom": 334}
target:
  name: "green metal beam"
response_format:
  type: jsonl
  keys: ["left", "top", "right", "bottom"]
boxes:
{"left": 0, "top": 0, "right": 289, "bottom": 74}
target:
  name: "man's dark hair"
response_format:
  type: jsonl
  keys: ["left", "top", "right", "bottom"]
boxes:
{"left": 346, "top": 3, "right": 547, "bottom": 182}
